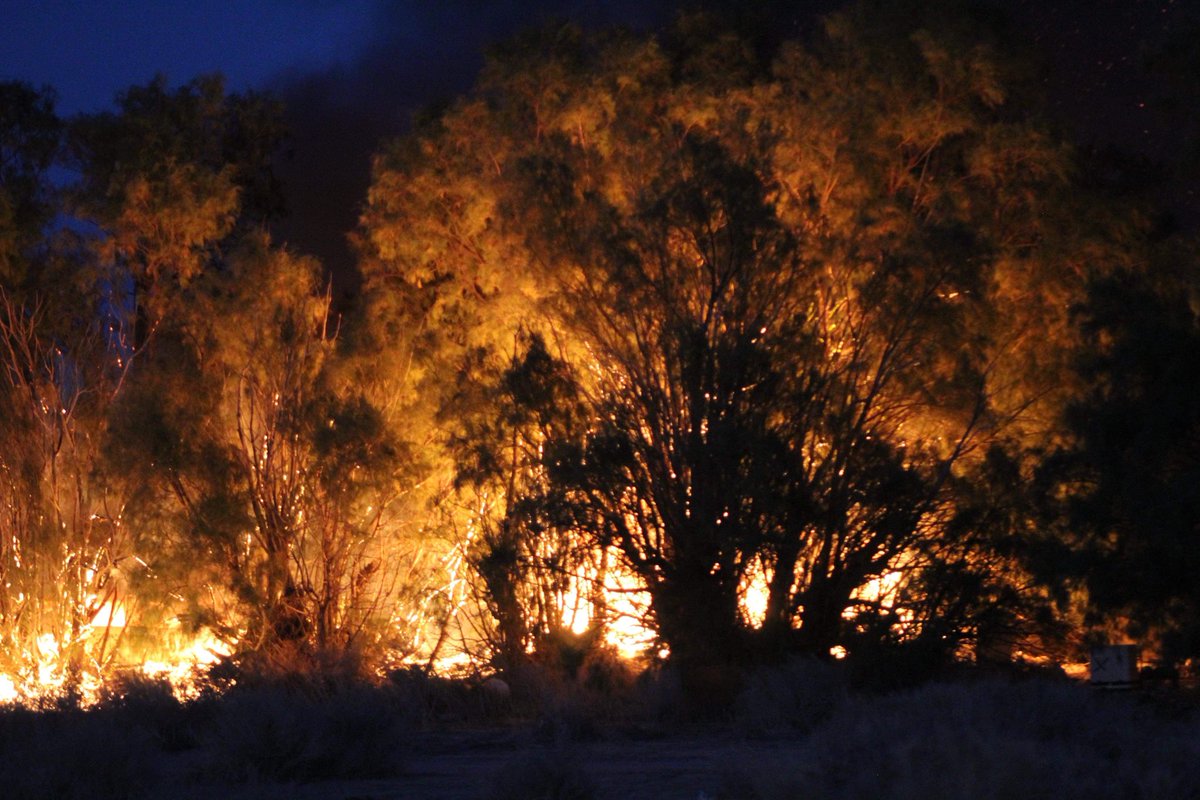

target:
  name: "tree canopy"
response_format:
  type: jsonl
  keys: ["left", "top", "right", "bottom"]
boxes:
{"left": 357, "top": 6, "right": 1155, "bottom": 684}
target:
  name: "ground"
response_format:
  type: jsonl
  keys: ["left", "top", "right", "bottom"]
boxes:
{"left": 197, "top": 728, "right": 790, "bottom": 800}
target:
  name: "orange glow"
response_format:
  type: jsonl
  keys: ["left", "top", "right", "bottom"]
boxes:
{"left": 0, "top": 674, "right": 17, "bottom": 704}
{"left": 600, "top": 565, "right": 656, "bottom": 659}
{"left": 848, "top": 570, "right": 905, "bottom": 615}
{"left": 90, "top": 601, "right": 127, "bottom": 629}
{"left": 140, "top": 630, "right": 233, "bottom": 699}
{"left": 553, "top": 549, "right": 656, "bottom": 658}
{"left": 0, "top": 613, "right": 236, "bottom": 706}
{"left": 739, "top": 559, "right": 771, "bottom": 628}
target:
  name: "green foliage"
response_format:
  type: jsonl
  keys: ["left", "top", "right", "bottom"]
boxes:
{"left": 63, "top": 77, "right": 431, "bottom": 671}
{"left": 67, "top": 75, "right": 284, "bottom": 327}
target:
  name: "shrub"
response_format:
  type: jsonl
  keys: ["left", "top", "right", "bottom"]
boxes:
{"left": 196, "top": 684, "right": 408, "bottom": 783}
{"left": 734, "top": 656, "right": 848, "bottom": 736}
{"left": 99, "top": 670, "right": 208, "bottom": 752}
{"left": 386, "top": 665, "right": 478, "bottom": 723}
{"left": 719, "top": 678, "right": 1200, "bottom": 800}
{"left": 485, "top": 751, "right": 597, "bottom": 800}
{"left": 0, "top": 705, "right": 158, "bottom": 800}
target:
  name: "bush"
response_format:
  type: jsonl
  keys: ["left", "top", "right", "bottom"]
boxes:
{"left": 196, "top": 684, "right": 408, "bottom": 783}
{"left": 99, "top": 671, "right": 208, "bottom": 752}
{"left": 719, "top": 678, "right": 1200, "bottom": 800}
{"left": 0, "top": 705, "right": 158, "bottom": 800}
{"left": 485, "top": 751, "right": 597, "bottom": 800}
{"left": 734, "top": 656, "right": 848, "bottom": 736}
{"left": 386, "top": 665, "right": 480, "bottom": 723}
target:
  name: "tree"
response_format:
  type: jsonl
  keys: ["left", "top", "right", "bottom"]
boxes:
{"left": 0, "top": 272, "right": 135, "bottom": 693}
{"left": 0, "top": 81, "right": 61, "bottom": 288}
{"left": 101, "top": 229, "right": 424, "bottom": 672}
{"left": 443, "top": 331, "right": 599, "bottom": 672}
{"left": 359, "top": 5, "right": 1094, "bottom": 685}
{"left": 67, "top": 76, "right": 427, "bottom": 674}
{"left": 1040, "top": 267, "right": 1200, "bottom": 665}
{"left": 67, "top": 74, "right": 284, "bottom": 340}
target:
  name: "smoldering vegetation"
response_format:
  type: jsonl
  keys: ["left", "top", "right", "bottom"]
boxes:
{"left": 0, "top": 662, "right": 1196, "bottom": 800}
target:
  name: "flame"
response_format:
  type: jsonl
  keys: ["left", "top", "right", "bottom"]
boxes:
{"left": 0, "top": 615, "right": 235, "bottom": 706}
{"left": 140, "top": 630, "right": 233, "bottom": 700}
{"left": 0, "top": 674, "right": 17, "bottom": 704}
{"left": 554, "top": 551, "right": 656, "bottom": 659}
{"left": 849, "top": 570, "right": 904, "bottom": 613}
{"left": 739, "top": 560, "right": 771, "bottom": 628}
{"left": 90, "top": 600, "right": 127, "bottom": 629}
{"left": 600, "top": 566, "right": 656, "bottom": 659}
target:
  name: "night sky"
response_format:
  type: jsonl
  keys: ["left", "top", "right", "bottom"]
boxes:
{"left": 2, "top": 0, "right": 1196, "bottom": 287}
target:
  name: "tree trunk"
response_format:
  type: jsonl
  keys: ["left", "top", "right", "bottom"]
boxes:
{"left": 651, "top": 570, "right": 744, "bottom": 709}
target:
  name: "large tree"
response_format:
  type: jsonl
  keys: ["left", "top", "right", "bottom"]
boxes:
{"left": 359, "top": 4, "right": 1099, "bottom": 682}
{"left": 68, "top": 76, "right": 427, "bottom": 674}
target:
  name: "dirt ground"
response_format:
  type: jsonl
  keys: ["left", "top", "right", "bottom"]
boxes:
{"left": 203, "top": 726, "right": 797, "bottom": 800}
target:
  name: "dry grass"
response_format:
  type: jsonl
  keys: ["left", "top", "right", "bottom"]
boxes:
{"left": 485, "top": 750, "right": 597, "bottom": 800}
{"left": 0, "top": 666, "right": 1197, "bottom": 799}
{"left": 719, "top": 678, "right": 1200, "bottom": 800}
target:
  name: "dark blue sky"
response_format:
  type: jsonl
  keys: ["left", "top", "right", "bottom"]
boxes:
{"left": 1, "top": 1, "right": 378, "bottom": 114}
{"left": 0, "top": 1, "right": 674, "bottom": 114}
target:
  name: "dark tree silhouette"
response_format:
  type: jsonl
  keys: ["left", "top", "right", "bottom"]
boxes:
{"left": 1042, "top": 271, "right": 1200, "bottom": 664}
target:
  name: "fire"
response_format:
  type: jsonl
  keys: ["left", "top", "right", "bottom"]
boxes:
{"left": 739, "top": 560, "right": 771, "bottom": 628}
{"left": 599, "top": 567, "right": 656, "bottom": 659}
{"left": 0, "top": 674, "right": 17, "bottom": 704}
{"left": 0, "top": 615, "right": 235, "bottom": 706}
{"left": 849, "top": 570, "right": 905, "bottom": 614}
{"left": 556, "top": 552, "right": 657, "bottom": 659}
{"left": 140, "top": 630, "right": 232, "bottom": 699}
{"left": 90, "top": 600, "right": 127, "bottom": 629}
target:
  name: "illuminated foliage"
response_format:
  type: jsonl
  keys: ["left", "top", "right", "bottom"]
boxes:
{"left": 0, "top": 277, "right": 134, "bottom": 694}
{"left": 69, "top": 77, "right": 431, "bottom": 677}
{"left": 358, "top": 10, "right": 1082, "bottom": 675}
{"left": 67, "top": 75, "right": 284, "bottom": 332}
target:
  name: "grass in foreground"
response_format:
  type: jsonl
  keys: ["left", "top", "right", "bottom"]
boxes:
{"left": 0, "top": 659, "right": 1196, "bottom": 799}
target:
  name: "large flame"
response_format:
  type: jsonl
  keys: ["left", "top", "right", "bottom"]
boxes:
{"left": 0, "top": 610, "right": 234, "bottom": 707}
{"left": 553, "top": 550, "right": 657, "bottom": 659}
